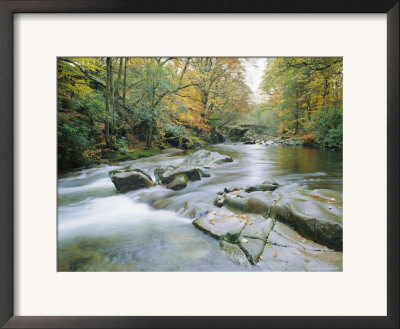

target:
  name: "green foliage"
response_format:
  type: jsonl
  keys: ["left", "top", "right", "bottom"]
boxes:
{"left": 310, "top": 107, "right": 343, "bottom": 149}
{"left": 163, "top": 124, "right": 186, "bottom": 138}
{"left": 57, "top": 112, "right": 99, "bottom": 170}
{"left": 115, "top": 137, "right": 129, "bottom": 154}
{"left": 259, "top": 57, "right": 343, "bottom": 146}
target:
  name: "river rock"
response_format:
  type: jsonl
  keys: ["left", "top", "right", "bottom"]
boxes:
{"left": 222, "top": 183, "right": 343, "bottom": 251}
{"left": 158, "top": 165, "right": 202, "bottom": 185}
{"left": 258, "top": 245, "right": 342, "bottom": 271}
{"left": 199, "top": 169, "right": 211, "bottom": 177}
{"left": 214, "top": 195, "right": 225, "bottom": 207}
{"left": 261, "top": 221, "right": 341, "bottom": 271}
{"left": 192, "top": 210, "right": 246, "bottom": 241}
{"left": 219, "top": 240, "right": 250, "bottom": 267}
{"left": 109, "top": 168, "right": 155, "bottom": 193}
{"left": 223, "top": 191, "right": 275, "bottom": 217}
{"left": 182, "top": 150, "right": 233, "bottom": 167}
{"left": 192, "top": 208, "right": 275, "bottom": 265}
{"left": 224, "top": 187, "right": 241, "bottom": 193}
{"left": 267, "top": 221, "right": 329, "bottom": 252}
{"left": 166, "top": 174, "right": 188, "bottom": 191}
{"left": 240, "top": 135, "right": 255, "bottom": 144}
{"left": 270, "top": 185, "right": 343, "bottom": 251}
{"left": 281, "top": 139, "right": 303, "bottom": 147}
{"left": 240, "top": 217, "right": 274, "bottom": 241}
{"left": 154, "top": 167, "right": 166, "bottom": 183}
{"left": 179, "top": 199, "right": 214, "bottom": 219}
{"left": 238, "top": 237, "right": 265, "bottom": 264}
{"left": 244, "top": 180, "right": 280, "bottom": 192}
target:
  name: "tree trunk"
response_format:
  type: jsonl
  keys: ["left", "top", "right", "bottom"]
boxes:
{"left": 146, "top": 124, "right": 154, "bottom": 148}
{"left": 122, "top": 57, "right": 128, "bottom": 122}
{"left": 109, "top": 59, "right": 114, "bottom": 135}
{"left": 114, "top": 58, "right": 123, "bottom": 122}
{"left": 105, "top": 57, "right": 112, "bottom": 147}
{"left": 295, "top": 95, "right": 300, "bottom": 135}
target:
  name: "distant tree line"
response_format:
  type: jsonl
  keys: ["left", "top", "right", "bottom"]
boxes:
{"left": 246, "top": 57, "right": 343, "bottom": 148}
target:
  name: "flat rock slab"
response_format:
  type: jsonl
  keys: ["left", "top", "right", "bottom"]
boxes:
{"left": 270, "top": 197, "right": 342, "bottom": 250}
{"left": 219, "top": 240, "right": 251, "bottom": 267}
{"left": 238, "top": 237, "right": 265, "bottom": 264}
{"left": 240, "top": 217, "right": 274, "bottom": 241}
{"left": 193, "top": 211, "right": 246, "bottom": 240}
{"left": 192, "top": 209, "right": 275, "bottom": 265}
{"left": 272, "top": 184, "right": 342, "bottom": 224}
{"left": 221, "top": 183, "right": 343, "bottom": 251}
{"left": 267, "top": 221, "right": 329, "bottom": 251}
{"left": 258, "top": 245, "right": 342, "bottom": 272}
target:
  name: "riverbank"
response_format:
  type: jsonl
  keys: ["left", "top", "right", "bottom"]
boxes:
{"left": 58, "top": 146, "right": 162, "bottom": 175}
{"left": 58, "top": 128, "right": 342, "bottom": 175}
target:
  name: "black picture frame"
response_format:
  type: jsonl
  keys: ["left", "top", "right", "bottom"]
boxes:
{"left": 0, "top": 1, "right": 398, "bottom": 328}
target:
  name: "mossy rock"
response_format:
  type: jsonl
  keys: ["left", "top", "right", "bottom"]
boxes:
{"left": 166, "top": 174, "right": 188, "bottom": 191}
{"left": 109, "top": 168, "right": 155, "bottom": 193}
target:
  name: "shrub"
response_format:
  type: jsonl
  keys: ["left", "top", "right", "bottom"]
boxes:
{"left": 310, "top": 107, "right": 343, "bottom": 149}
{"left": 116, "top": 137, "right": 129, "bottom": 154}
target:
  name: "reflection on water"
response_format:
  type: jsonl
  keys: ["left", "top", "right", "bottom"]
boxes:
{"left": 58, "top": 144, "right": 342, "bottom": 271}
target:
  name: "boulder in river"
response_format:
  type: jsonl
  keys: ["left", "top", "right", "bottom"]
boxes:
{"left": 166, "top": 174, "right": 188, "bottom": 191}
{"left": 109, "top": 168, "right": 155, "bottom": 193}
{"left": 157, "top": 164, "right": 202, "bottom": 185}
{"left": 182, "top": 150, "right": 233, "bottom": 167}
{"left": 154, "top": 149, "right": 232, "bottom": 190}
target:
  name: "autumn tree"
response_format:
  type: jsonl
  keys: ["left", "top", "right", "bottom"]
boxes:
{"left": 260, "top": 57, "right": 342, "bottom": 147}
{"left": 57, "top": 56, "right": 254, "bottom": 170}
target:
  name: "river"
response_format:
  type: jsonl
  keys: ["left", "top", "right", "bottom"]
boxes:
{"left": 57, "top": 143, "right": 342, "bottom": 271}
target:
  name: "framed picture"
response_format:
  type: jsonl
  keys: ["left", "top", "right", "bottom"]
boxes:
{"left": 0, "top": 0, "right": 398, "bottom": 328}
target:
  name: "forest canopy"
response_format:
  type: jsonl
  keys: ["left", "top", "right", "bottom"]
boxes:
{"left": 57, "top": 57, "right": 342, "bottom": 171}
{"left": 247, "top": 57, "right": 343, "bottom": 148}
{"left": 57, "top": 57, "right": 252, "bottom": 170}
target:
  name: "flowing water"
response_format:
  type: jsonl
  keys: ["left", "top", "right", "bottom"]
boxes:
{"left": 58, "top": 143, "right": 342, "bottom": 271}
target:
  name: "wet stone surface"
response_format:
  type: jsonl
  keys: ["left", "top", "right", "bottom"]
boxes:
{"left": 192, "top": 179, "right": 343, "bottom": 269}
{"left": 216, "top": 183, "right": 343, "bottom": 251}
